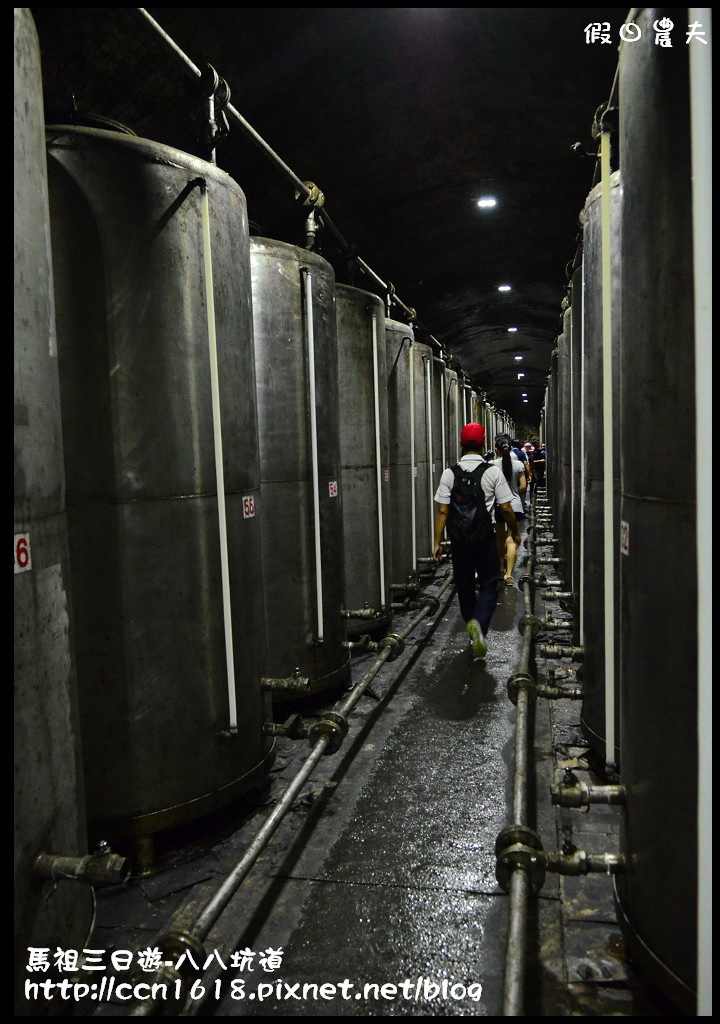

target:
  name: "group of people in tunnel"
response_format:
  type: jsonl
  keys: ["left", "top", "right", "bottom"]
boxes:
{"left": 432, "top": 426, "right": 547, "bottom": 659}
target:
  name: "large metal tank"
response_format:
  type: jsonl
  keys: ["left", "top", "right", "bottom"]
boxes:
{"left": 445, "top": 367, "right": 460, "bottom": 464}
{"left": 335, "top": 284, "right": 392, "bottom": 635}
{"left": 579, "top": 174, "right": 622, "bottom": 759}
{"left": 250, "top": 239, "right": 350, "bottom": 694}
{"left": 615, "top": 12, "right": 697, "bottom": 1011}
{"left": 415, "top": 342, "right": 435, "bottom": 570}
{"left": 570, "top": 261, "right": 583, "bottom": 644}
{"left": 385, "top": 319, "right": 418, "bottom": 589}
{"left": 14, "top": 10, "right": 92, "bottom": 1008}
{"left": 46, "top": 126, "right": 272, "bottom": 844}
{"left": 557, "top": 309, "right": 572, "bottom": 583}
{"left": 429, "top": 354, "right": 447, "bottom": 536}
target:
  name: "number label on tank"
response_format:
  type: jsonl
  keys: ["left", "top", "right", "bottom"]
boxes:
{"left": 620, "top": 520, "right": 629, "bottom": 556}
{"left": 242, "top": 495, "right": 256, "bottom": 519}
{"left": 329, "top": 481, "right": 338, "bottom": 498}
{"left": 414, "top": 466, "right": 418, "bottom": 477}
{"left": 14, "top": 533, "right": 32, "bottom": 574}
{"left": 384, "top": 468, "right": 390, "bottom": 482}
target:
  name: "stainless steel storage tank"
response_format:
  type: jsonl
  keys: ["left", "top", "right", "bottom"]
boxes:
{"left": 386, "top": 319, "right": 420, "bottom": 589}
{"left": 250, "top": 239, "right": 350, "bottom": 694}
{"left": 579, "top": 174, "right": 622, "bottom": 760}
{"left": 428, "top": 354, "right": 447, "bottom": 542}
{"left": 14, "top": 10, "right": 91, "bottom": 1004}
{"left": 335, "top": 284, "right": 392, "bottom": 635}
{"left": 570, "top": 261, "right": 583, "bottom": 645}
{"left": 557, "top": 308, "right": 572, "bottom": 582}
{"left": 46, "top": 126, "right": 272, "bottom": 844}
{"left": 445, "top": 367, "right": 460, "bottom": 465}
{"left": 615, "top": 12, "right": 697, "bottom": 1012}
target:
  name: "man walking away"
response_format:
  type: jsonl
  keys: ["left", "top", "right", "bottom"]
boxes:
{"left": 432, "top": 423, "right": 521, "bottom": 659}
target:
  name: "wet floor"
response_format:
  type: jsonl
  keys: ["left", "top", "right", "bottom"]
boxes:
{"left": 62, "top": 538, "right": 682, "bottom": 1018}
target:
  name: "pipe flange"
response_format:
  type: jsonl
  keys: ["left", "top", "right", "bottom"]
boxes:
{"left": 518, "top": 614, "right": 543, "bottom": 637}
{"left": 495, "top": 826, "right": 545, "bottom": 894}
{"left": 377, "top": 632, "right": 406, "bottom": 662}
{"left": 421, "top": 595, "right": 440, "bottom": 616}
{"left": 308, "top": 711, "right": 349, "bottom": 755}
{"left": 159, "top": 931, "right": 206, "bottom": 981}
{"left": 518, "top": 575, "right": 536, "bottom": 595}
{"left": 507, "top": 671, "right": 537, "bottom": 706}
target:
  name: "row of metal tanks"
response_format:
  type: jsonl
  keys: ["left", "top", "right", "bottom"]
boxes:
{"left": 13, "top": 8, "right": 516, "bottom": 1005}
{"left": 541, "top": 10, "right": 709, "bottom": 1015}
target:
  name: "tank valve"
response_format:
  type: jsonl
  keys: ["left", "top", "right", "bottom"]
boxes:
{"left": 34, "top": 843, "right": 130, "bottom": 887}
{"left": 261, "top": 672, "right": 310, "bottom": 693}
{"left": 551, "top": 773, "right": 626, "bottom": 807}
{"left": 537, "top": 643, "right": 584, "bottom": 659}
{"left": 263, "top": 714, "right": 308, "bottom": 740}
{"left": 544, "top": 850, "right": 625, "bottom": 876}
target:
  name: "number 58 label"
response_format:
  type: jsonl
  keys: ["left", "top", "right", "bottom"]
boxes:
{"left": 14, "top": 533, "right": 32, "bottom": 574}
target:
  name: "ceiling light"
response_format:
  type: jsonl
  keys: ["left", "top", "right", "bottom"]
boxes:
{"left": 517, "top": 373, "right": 525, "bottom": 379}
{"left": 523, "top": 399, "right": 529, "bottom": 404}
{"left": 476, "top": 197, "right": 497, "bottom": 208}
{"left": 498, "top": 284, "right": 512, "bottom": 292}
{"left": 507, "top": 327, "right": 518, "bottom": 333}
{"left": 521, "top": 393, "right": 528, "bottom": 397}
{"left": 514, "top": 355, "right": 523, "bottom": 361}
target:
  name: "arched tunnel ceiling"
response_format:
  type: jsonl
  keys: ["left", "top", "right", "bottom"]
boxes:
{"left": 29, "top": 7, "right": 621, "bottom": 429}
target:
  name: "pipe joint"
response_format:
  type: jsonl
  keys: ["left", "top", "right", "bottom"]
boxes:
{"left": 495, "top": 825, "right": 546, "bottom": 895}
{"left": 308, "top": 711, "right": 349, "bottom": 755}
{"left": 376, "top": 632, "right": 406, "bottom": 662}
{"left": 420, "top": 595, "right": 441, "bottom": 616}
{"left": 34, "top": 844, "right": 130, "bottom": 888}
{"left": 543, "top": 617, "right": 574, "bottom": 630}
{"left": 541, "top": 590, "right": 573, "bottom": 600}
{"left": 518, "top": 575, "right": 537, "bottom": 596}
{"left": 517, "top": 614, "right": 543, "bottom": 637}
{"left": 343, "top": 636, "right": 380, "bottom": 653}
{"left": 507, "top": 671, "right": 538, "bottom": 706}
{"left": 156, "top": 930, "right": 206, "bottom": 982}
{"left": 535, "top": 556, "right": 563, "bottom": 565}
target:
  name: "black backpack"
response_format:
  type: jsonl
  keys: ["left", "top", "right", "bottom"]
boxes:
{"left": 447, "top": 463, "right": 494, "bottom": 546}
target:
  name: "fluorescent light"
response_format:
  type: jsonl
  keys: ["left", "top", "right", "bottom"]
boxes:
{"left": 507, "top": 327, "right": 518, "bottom": 333}
{"left": 514, "top": 355, "right": 523, "bottom": 361}
{"left": 498, "top": 284, "right": 512, "bottom": 292}
{"left": 477, "top": 197, "right": 497, "bottom": 208}
{"left": 523, "top": 399, "right": 529, "bottom": 404}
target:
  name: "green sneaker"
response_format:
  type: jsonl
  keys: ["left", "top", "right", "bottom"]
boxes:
{"left": 466, "top": 618, "right": 487, "bottom": 659}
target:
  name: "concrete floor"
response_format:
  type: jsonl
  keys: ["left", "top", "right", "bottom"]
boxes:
{"left": 61, "top": 535, "right": 683, "bottom": 1018}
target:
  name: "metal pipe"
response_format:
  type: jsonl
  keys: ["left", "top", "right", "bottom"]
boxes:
{"left": 200, "top": 181, "right": 238, "bottom": 731}
{"left": 502, "top": 498, "right": 538, "bottom": 1015}
{"left": 370, "top": 312, "right": 387, "bottom": 608}
{"left": 409, "top": 339, "right": 417, "bottom": 571}
{"left": 34, "top": 848, "right": 130, "bottom": 887}
{"left": 600, "top": 128, "right": 616, "bottom": 768}
{"left": 689, "top": 10, "right": 712, "bottom": 1015}
{"left": 503, "top": 868, "right": 531, "bottom": 1016}
{"left": 301, "top": 269, "right": 324, "bottom": 643}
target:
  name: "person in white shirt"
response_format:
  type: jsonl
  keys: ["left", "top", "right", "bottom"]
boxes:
{"left": 432, "top": 423, "right": 520, "bottom": 659}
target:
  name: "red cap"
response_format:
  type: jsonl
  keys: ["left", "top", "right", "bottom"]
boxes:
{"left": 460, "top": 422, "right": 486, "bottom": 446}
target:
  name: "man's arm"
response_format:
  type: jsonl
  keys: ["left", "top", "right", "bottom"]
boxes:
{"left": 433, "top": 503, "right": 449, "bottom": 564}
{"left": 498, "top": 500, "right": 521, "bottom": 545}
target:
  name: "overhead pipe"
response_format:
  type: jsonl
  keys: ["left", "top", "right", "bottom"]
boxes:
{"left": 199, "top": 179, "right": 238, "bottom": 731}
{"left": 370, "top": 312, "right": 387, "bottom": 609}
{"left": 689, "top": 10, "right": 712, "bottom": 1015}
{"left": 120, "top": 572, "right": 455, "bottom": 1017}
{"left": 301, "top": 268, "right": 324, "bottom": 643}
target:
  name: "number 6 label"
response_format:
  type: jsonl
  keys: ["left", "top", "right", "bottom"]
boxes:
{"left": 14, "top": 533, "right": 32, "bottom": 574}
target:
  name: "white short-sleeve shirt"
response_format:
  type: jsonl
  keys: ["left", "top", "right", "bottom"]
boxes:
{"left": 434, "top": 454, "right": 513, "bottom": 515}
